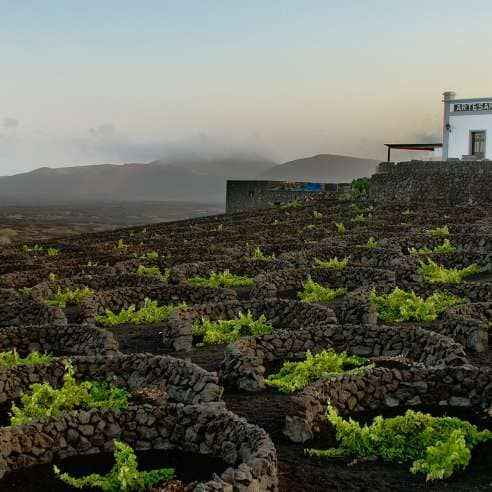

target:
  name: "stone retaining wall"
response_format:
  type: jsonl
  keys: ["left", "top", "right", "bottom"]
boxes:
{"left": 0, "top": 402, "right": 278, "bottom": 491}
{"left": 250, "top": 266, "right": 395, "bottom": 299}
{"left": 220, "top": 324, "right": 467, "bottom": 392}
{"left": 171, "top": 258, "right": 293, "bottom": 284}
{"left": 370, "top": 160, "right": 492, "bottom": 205}
{"left": 284, "top": 363, "right": 492, "bottom": 442}
{"left": 30, "top": 274, "right": 164, "bottom": 303}
{"left": 0, "top": 324, "right": 119, "bottom": 358}
{"left": 441, "top": 302, "right": 491, "bottom": 352}
{"left": 0, "top": 288, "right": 21, "bottom": 305}
{"left": 166, "top": 299, "right": 337, "bottom": 352}
{"left": 0, "top": 300, "right": 66, "bottom": 327}
{"left": 339, "top": 287, "right": 378, "bottom": 325}
{"left": 347, "top": 284, "right": 490, "bottom": 350}
{"left": 407, "top": 281, "right": 492, "bottom": 302}
{"left": 0, "top": 265, "right": 116, "bottom": 289}
{"left": 80, "top": 285, "right": 238, "bottom": 326}
{"left": 0, "top": 354, "right": 222, "bottom": 405}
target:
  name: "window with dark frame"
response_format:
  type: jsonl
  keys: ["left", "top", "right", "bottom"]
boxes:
{"left": 470, "top": 131, "right": 486, "bottom": 156}
{"left": 248, "top": 191, "right": 254, "bottom": 198}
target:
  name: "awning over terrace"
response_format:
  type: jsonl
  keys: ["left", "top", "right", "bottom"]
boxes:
{"left": 384, "top": 143, "right": 443, "bottom": 162}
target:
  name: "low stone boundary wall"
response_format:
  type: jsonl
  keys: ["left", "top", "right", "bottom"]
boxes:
{"left": 348, "top": 248, "right": 409, "bottom": 270}
{"left": 171, "top": 258, "right": 293, "bottom": 284}
{"left": 446, "top": 301, "right": 492, "bottom": 319}
{"left": 441, "top": 302, "right": 491, "bottom": 352}
{"left": 401, "top": 245, "right": 492, "bottom": 268}
{"left": 0, "top": 324, "right": 119, "bottom": 358}
{"left": 284, "top": 363, "right": 492, "bottom": 442}
{"left": 0, "top": 353, "right": 222, "bottom": 405}
{"left": 338, "top": 287, "right": 378, "bottom": 325}
{"left": 0, "top": 300, "right": 66, "bottom": 327}
{"left": 220, "top": 324, "right": 468, "bottom": 392}
{"left": 0, "top": 288, "right": 21, "bottom": 305}
{"left": 250, "top": 266, "right": 395, "bottom": 299}
{"left": 30, "top": 274, "right": 164, "bottom": 303}
{"left": 0, "top": 265, "right": 117, "bottom": 289}
{"left": 279, "top": 245, "right": 408, "bottom": 272}
{"left": 166, "top": 299, "right": 337, "bottom": 352}
{"left": 369, "top": 161, "right": 492, "bottom": 206}
{"left": 0, "top": 402, "right": 278, "bottom": 491}
{"left": 346, "top": 285, "right": 489, "bottom": 350}
{"left": 407, "top": 281, "right": 492, "bottom": 303}
{"left": 0, "top": 261, "right": 37, "bottom": 276}
{"left": 79, "top": 284, "right": 238, "bottom": 326}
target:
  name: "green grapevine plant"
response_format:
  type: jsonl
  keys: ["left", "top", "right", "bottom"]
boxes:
{"left": 265, "top": 349, "right": 371, "bottom": 393}
{"left": 54, "top": 440, "right": 175, "bottom": 491}
{"left": 426, "top": 225, "right": 449, "bottom": 237}
{"left": 10, "top": 362, "right": 130, "bottom": 427}
{"left": 314, "top": 257, "right": 349, "bottom": 270}
{"left": 0, "top": 349, "right": 55, "bottom": 368}
{"left": 370, "top": 287, "right": 467, "bottom": 322}
{"left": 188, "top": 269, "right": 254, "bottom": 288}
{"left": 306, "top": 406, "right": 492, "bottom": 481}
{"left": 408, "top": 239, "right": 456, "bottom": 255}
{"left": 298, "top": 278, "right": 347, "bottom": 303}
{"left": 95, "top": 298, "right": 186, "bottom": 327}
{"left": 418, "top": 259, "right": 483, "bottom": 283}
{"left": 136, "top": 265, "right": 170, "bottom": 282}
{"left": 334, "top": 222, "right": 346, "bottom": 235}
{"left": 44, "top": 287, "right": 94, "bottom": 308}
{"left": 251, "top": 247, "right": 276, "bottom": 262}
{"left": 192, "top": 310, "right": 272, "bottom": 345}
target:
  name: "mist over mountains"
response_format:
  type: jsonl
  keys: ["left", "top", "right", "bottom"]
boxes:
{"left": 0, "top": 154, "right": 378, "bottom": 204}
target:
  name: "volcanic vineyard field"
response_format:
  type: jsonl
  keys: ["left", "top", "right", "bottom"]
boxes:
{"left": 0, "top": 196, "right": 491, "bottom": 491}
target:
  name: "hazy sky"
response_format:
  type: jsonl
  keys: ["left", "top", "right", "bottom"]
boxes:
{"left": 2, "top": 1, "right": 492, "bottom": 175}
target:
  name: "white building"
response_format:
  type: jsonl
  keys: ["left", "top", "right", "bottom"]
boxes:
{"left": 443, "top": 92, "right": 492, "bottom": 160}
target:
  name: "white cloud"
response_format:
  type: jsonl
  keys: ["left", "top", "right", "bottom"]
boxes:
{"left": 3, "top": 117, "right": 19, "bottom": 129}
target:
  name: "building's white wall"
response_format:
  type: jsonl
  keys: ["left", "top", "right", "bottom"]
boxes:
{"left": 433, "top": 147, "right": 443, "bottom": 159}
{"left": 448, "top": 113, "right": 492, "bottom": 159}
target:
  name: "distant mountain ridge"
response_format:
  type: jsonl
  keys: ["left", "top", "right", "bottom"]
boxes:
{"left": 260, "top": 154, "right": 378, "bottom": 182}
{"left": 0, "top": 153, "right": 377, "bottom": 203}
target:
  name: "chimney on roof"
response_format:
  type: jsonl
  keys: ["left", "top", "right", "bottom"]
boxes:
{"left": 442, "top": 91, "right": 456, "bottom": 101}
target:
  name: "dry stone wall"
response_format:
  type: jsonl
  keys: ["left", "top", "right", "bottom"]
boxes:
{"left": 0, "top": 300, "right": 66, "bottom": 327}
{"left": 30, "top": 274, "right": 165, "bottom": 303}
{"left": 285, "top": 363, "right": 492, "bottom": 442}
{"left": 370, "top": 160, "right": 492, "bottom": 205}
{"left": 251, "top": 266, "right": 395, "bottom": 299}
{"left": 220, "top": 323, "right": 468, "bottom": 392}
{"left": 0, "top": 354, "right": 222, "bottom": 405}
{"left": 0, "top": 402, "right": 278, "bottom": 491}
{"left": 0, "top": 323, "right": 119, "bottom": 358}
{"left": 166, "top": 299, "right": 337, "bottom": 352}
{"left": 79, "top": 284, "right": 238, "bottom": 326}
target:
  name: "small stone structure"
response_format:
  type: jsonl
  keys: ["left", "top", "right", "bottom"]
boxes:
{"left": 226, "top": 180, "right": 348, "bottom": 213}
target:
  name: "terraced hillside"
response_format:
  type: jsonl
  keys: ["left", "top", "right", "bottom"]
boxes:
{"left": 0, "top": 196, "right": 491, "bottom": 491}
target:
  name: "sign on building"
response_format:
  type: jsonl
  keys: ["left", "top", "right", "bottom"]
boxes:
{"left": 443, "top": 92, "right": 492, "bottom": 160}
